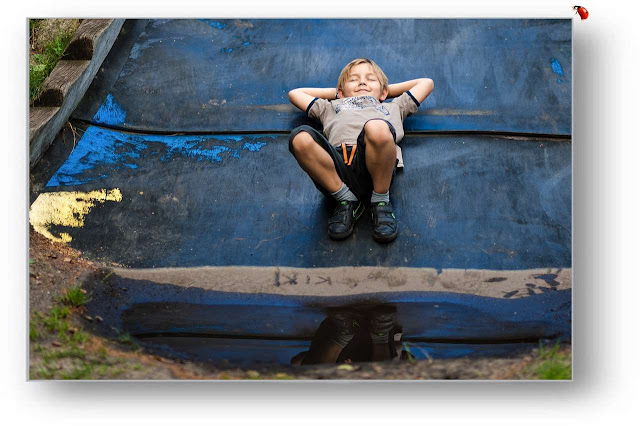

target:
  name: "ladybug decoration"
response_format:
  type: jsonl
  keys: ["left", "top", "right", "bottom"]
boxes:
{"left": 573, "top": 5, "right": 589, "bottom": 20}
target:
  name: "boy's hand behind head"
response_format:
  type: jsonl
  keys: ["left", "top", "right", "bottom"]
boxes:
{"left": 337, "top": 59, "right": 388, "bottom": 102}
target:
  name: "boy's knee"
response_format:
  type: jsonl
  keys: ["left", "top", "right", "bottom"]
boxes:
{"left": 290, "top": 131, "right": 316, "bottom": 156}
{"left": 364, "top": 120, "right": 394, "bottom": 148}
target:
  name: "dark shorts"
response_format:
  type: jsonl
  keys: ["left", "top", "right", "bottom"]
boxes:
{"left": 288, "top": 119, "right": 398, "bottom": 202}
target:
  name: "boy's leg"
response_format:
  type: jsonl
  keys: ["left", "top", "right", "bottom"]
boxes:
{"left": 301, "top": 310, "right": 356, "bottom": 365}
{"left": 290, "top": 130, "right": 342, "bottom": 194}
{"left": 288, "top": 126, "right": 364, "bottom": 240}
{"left": 362, "top": 119, "right": 397, "bottom": 194}
{"left": 355, "top": 119, "right": 399, "bottom": 243}
{"left": 368, "top": 305, "right": 397, "bottom": 362}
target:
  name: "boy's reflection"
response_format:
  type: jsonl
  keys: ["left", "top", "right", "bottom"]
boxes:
{"left": 290, "top": 305, "right": 402, "bottom": 365}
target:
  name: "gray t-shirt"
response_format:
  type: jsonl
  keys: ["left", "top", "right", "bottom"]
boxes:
{"left": 307, "top": 91, "right": 420, "bottom": 167}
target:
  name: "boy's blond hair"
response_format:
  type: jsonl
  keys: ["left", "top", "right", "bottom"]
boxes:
{"left": 337, "top": 58, "right": 388, "bottom": 94}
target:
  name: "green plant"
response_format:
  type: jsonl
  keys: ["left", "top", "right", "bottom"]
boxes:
{"left": 402, "top": 342, "right": 416, "bottom": 363}
{"left": 532, "top": 343, "right": 572, "bottom": 380}
{"left": 62, "top": 363, "right": 93, "bottom": 380}
{"left": 29, "top": 20, "right": 78, "bottom": 102}
{"left": 117, "top": 333, "right": 137, "bottom": 348}
{"left": 43, "top": 305, "right": 70, "bottom": 333}
{"left": 29, "top": 321, "right": 40, "bottom": 341}
{"left": 34, "top": 366, "right": 54, "bottom": 380}
{"left": 97, "top": 347, "right": 108, "bottom": 360}
{"left": 71, "top": 329, "right": 89, "bottom": 344}
{"left": 42, "top": 347, "right": 86, "bottom": 364}
{"left": 60, "top": 285, "right": 89, "bottom": 307}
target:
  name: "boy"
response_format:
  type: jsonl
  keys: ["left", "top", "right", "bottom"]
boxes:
{"left": 288, "top": 58, "right": 433, "bottom": 242}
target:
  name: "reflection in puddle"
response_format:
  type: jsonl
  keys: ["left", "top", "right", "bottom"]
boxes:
{"left": 292, "top": 305, "right": 403, "bottom": 365}
{"left": 93, "top": 274, "right": 570, "bottom": 368}
{"left": 122, "top": 302, "right": 545, "bottom": 367}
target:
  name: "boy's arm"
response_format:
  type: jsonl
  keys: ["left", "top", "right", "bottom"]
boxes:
{"left": 387, "top": 78, "right": 434, "bottom": 104}
{"left": 288, "top": 88, "right": 337, "bottom": 112}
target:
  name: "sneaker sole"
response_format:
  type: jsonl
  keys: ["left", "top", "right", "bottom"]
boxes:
{"left": 372, "top": 229, "right": 398, "bottom": 243}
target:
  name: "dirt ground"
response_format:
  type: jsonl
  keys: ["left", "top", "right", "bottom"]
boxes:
{"left": 28, "top": 226, "right": 570, "bottom": 380}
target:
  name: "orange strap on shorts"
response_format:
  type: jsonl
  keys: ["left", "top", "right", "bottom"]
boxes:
{"left": 341, "top": 143, "right": 357, "bottom": 166}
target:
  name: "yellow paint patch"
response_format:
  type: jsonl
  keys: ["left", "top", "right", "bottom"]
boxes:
{"left": 29, "top": 189, "right": 123, "bottom": 243}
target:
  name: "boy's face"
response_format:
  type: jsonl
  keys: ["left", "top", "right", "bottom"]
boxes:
{"left": 338, "top": 63, "right": 388, "bottom": 101}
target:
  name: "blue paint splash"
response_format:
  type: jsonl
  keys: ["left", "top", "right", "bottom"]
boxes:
{"left": 221, "top": 47, "right": 233, "bottom": 53}
{"left": 243, "top": 41, "right": 250, "bottom": 46}
{"left": 243, "top": 142, "right": 267, "bottom": 152}
{"left": 551, "top": 58, "right": 564, "bottom": 83}
{"left": 92, "top": 94, "right": 126, "bottom": 126}
{"left": 46, "top": 127, "right": 276, "bottom": 187}
{"left": 201, "top": 19, "right": 226, "bottom": 30}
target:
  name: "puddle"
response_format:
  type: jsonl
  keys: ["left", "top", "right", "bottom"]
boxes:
{"left": 81, "top": 269, "right": 570, "bottom": 367}
{"left": 121, "top": 302, "right": 546, "bottom": 366}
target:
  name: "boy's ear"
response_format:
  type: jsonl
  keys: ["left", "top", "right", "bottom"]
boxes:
{"left": 379, "top": 87, "right": 389, "bottom": 102}
{"left": 337, "top": 88, "right": 344, "bottom": 99}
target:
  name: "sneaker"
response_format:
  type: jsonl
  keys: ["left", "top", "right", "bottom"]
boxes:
{"left": 328, "top": 200, "right": 363, "bottom": 240}
{"left": 368, "top": 305, "right": 397, "bottom": 344}
{"left": 326, "top": 308, "right": 358, "bottom": 348}
{"left": 370, "top": 201, "right": 398, "bottom": 243}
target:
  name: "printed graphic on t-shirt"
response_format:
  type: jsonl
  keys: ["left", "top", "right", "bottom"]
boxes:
{"left": 335, "top": 96, "right": 390, "bottom": 116}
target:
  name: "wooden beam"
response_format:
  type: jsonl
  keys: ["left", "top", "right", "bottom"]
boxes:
{"left": 29, "top": 19, "right": 125, "bottom": 168}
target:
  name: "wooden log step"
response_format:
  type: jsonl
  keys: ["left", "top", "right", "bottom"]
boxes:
{"left": 29, "top": 19, "right": 125, "bottom": 168}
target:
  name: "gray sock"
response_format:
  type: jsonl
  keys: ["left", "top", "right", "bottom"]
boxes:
{"left": 371, "top": 190, "right": 390, "bottom": 204}
{"left": 331, "top": 182, "right": 358, "bottom": 202}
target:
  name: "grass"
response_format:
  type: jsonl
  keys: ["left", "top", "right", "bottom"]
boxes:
{"left": 117, "top": 332, "right": 138, "bottom": 349}
{"left": 30, "top": 288, "right": 127, "bottom": 380}
{"left": 43, "top": 305, "right": 71, "bottom": 335}
{"left": 529, "top": 343, "right": 572, "bottom": 380}
{"left": 60, "top": 284, "right": 90, "bottom": 307}
{"left": 62, "top": 364, "right": 94, "bottom": 380}
{"left": 29, "top": 19, "right": 79, "bottom": 103}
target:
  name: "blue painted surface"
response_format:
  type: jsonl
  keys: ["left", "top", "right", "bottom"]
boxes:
{"left": 45, "top": 127, "right": 570, "bottom": 270}
{"left": 551, "top": 58, "right": 564, "bottom": 84}
{"left": 92, "top": 93, "right": 126, "bottom": 126}
{"left": 71, "top": 19, "right": 572, "bottom": 135}
{"left": 46, "top": 126, "right": 274, "bottom": 187}
{"left": 200, "top": 19, "right": 226, "bottom": 30}
{"left": 551, "top": 58, "right": 564, "bottom": 76}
